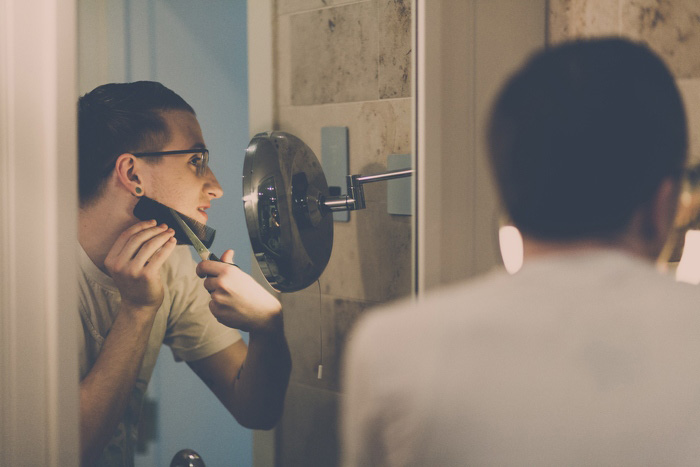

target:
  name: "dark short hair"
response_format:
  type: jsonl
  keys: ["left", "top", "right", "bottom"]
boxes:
{"left": 488, "top": 38, "right": 687, "bottom": 240}
{"left": 78, "top": 81, "right": 195, "bottom": 205}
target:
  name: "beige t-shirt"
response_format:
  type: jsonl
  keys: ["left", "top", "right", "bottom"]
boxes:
{"left": 344, "top": 249, "right": 700, "bottom": 466}
{"left": 77, "top": 244, "right": 241, "bottom": 467}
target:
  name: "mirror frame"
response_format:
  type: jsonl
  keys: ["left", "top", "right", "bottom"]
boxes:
{"left": 415, "top": 0, "right": 546, "bottom": 293}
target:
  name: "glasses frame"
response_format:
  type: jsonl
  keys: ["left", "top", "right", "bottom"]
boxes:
{"left": 132, "top": 148, "right": 210, "bottom": 177}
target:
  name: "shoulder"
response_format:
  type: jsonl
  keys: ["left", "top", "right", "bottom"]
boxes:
{"left": 355, "top": 268, "right": 510, "bottom": 329}
{"left": 161, "top": 246, "right": 199, "bottom": 282}
{"left": 348, "top": 272, "right": 507, "bottom": 362}
{"left": 165, "top": 245, "right": 198, "bottom": 268}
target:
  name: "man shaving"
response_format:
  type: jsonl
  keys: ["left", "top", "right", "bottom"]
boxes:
{"left": 78, "top": 81, "right": 291, "bottom": 466}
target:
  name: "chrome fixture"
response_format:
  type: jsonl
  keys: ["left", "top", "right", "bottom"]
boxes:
{"left": 242, "top": 131, "right": 413, "bottom": 292}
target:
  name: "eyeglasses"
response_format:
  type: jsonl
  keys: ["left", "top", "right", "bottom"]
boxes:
{"left": 132, "top": 148, "right": 210, "bottom": 177}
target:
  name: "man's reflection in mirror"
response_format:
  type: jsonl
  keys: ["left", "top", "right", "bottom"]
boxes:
{"left": 77, "top": 81, "right": 291, "bottom": 466}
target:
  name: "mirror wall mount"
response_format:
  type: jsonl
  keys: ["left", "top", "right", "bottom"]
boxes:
{"left": 322, "top": 169, "right": 414, "bottom": 212}
{"left": 243, "top": 131, "right": 413, "bottom": 292}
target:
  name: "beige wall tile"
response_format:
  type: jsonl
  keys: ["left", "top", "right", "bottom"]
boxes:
{"left": 378, "top": 0, "right": 412, "bottom": 98}
{"left": 321, "top": 201, "right": 412, "bottom": 302}
{"left": 622, "top": 0, "right": 700, "bottom": 79}
{"left": 321, "top": 296, "right": 380, "bottom": 390}
{"left": 582, "top": 0, "right": 621, "bottom": 37}
{"left": 289, "top": 2, "right": 379, "bottom": 105}
{"left": 277, "top": 98, "right": 412, "bottom": 191}
{"left": 277, "top": 0, "right": 329, "bottom": 16}
{"left": 277, "top": 0, "right": 360, "bottom": 16}
{"left": 678, "top": 79, "right": 700, "bottom": 165}
{"left": 548, "top": 0, "right": 621, "bottom": 43}
{"left": 279, "top": 286, "right": 325, "bottom": 387}
{"left": 548, "top": 0, "right": 574, "bottom": 43}
{"left": 276, "top": 13, "right": 292, "bottom": 108}
{"left": 280, "top": 291, "right": 378, "bottom": 391}
{"left": 278, "top": 383, "right": 340, "bottom": 466}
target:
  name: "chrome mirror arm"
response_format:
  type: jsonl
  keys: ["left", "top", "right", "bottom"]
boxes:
{"left": 322, "top": 168, "right": 414, "bottom": 212}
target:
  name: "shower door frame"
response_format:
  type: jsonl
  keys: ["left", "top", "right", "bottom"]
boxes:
{"left": 415, "top": 0, "right": 546, "bottom": 294}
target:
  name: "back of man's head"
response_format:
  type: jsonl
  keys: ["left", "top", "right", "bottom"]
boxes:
{"left": 78, "top": 81, "right": 195, "bottom": 206}
{"left": 488, "top": 38, "right": 687, "bottom": 241}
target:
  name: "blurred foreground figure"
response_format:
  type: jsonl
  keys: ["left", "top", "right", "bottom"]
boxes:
{"left": 342, "top": 38, "right": 700, "bottom": 466}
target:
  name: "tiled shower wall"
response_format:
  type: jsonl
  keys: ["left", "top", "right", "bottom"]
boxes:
{"left": 548, "top": 0, "right": 700, "bottom": 165}
{"left": 258, "top": 1, "right": 700, "bottom": 465}
{"left": 258, "top": 1, "right": 413, "bottom": 466}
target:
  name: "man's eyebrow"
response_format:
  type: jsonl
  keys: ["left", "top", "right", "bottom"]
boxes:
{"left": 190, "top": 143, "right": 207, "bottom": 150}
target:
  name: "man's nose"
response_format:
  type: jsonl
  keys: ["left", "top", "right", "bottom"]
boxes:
{"left": 205, "top": 168, "right": 224, "bottom": 199}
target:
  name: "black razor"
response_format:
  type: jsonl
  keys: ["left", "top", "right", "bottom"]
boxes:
{"left": 133, "top": 196, "right": 219, "bottom": 260}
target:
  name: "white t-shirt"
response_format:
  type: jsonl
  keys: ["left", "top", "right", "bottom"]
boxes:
{"left": 343, "top": 249, "right": 700, "bottom": 466}
{"left": 78, "top": 244, "right": 241, "bottom": 467}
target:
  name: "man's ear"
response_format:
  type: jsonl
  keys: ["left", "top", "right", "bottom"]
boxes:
{"left": 647, "top": 176, "right": 680, "bottom": 249}
{"left": 654, "top": 177, "right": 679, "bottom": 231}
{"left": 114, "top": 153, "right": 144, "bottom": 196}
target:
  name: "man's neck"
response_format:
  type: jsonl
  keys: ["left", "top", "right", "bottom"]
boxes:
{"left": 521, "top": 182, "right": 675, "bottom": 265}
{"left": 521, "top": 231, "right": 658, "bottom": 264}
{"left": 79, "top": 193, "right": 138, "bottom": 273}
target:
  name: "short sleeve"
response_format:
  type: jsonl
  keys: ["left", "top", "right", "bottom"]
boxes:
{"left": 341, "top": 301, "right": 427, "bottom": 467}
{"left": 162, "top": 247, "right": 241, "bottom": 361}
{"left": 341, "top": 312, "right": 390, "bottom": 466}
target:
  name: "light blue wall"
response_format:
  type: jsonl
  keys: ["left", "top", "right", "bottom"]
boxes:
{"left": 118, "top": 1, "right": 252, "bottom": 466}
{"left": 123, "top": 0, "right": 250, "bottom": 272}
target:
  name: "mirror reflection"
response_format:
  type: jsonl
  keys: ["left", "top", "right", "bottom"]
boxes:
{"left": 78, "top": 1, "right": 413, "bottom": 466}
{"left": 78, "top": 2, "right": 267, "bottom": 466}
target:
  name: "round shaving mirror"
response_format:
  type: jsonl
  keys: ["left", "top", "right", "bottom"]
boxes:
{"left": 243, "top": 131, "right": 413, "bottom": 292}
{"left": 242, "top": 132, "right": 334, "bottom": 292}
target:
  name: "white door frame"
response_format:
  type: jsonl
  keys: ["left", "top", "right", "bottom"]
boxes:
{"left": 248, "top": 3, "right": 277, "bottom": 465}
{"left": 0, "top": 0, "right": 79, "bottom": 465}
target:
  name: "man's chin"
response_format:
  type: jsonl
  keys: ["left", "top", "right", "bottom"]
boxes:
{"left": 195, "top": 211, "right": 208, "bottom": 224}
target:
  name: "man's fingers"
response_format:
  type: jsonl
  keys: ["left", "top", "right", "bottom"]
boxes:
{"left": 142, "top": 236, "right": 178, "bottom": 272}
{"left": 202, "top": 276, "right": 217, "bottom": 293}
{"left": 131, "top": 228, "right": 175, "bottom": 266}
{"left": 110, "top": 220, "right": 158, "bottom": 254}
{"left": 196, "top": 258, "right": 241, "bottom": 278}
{"left": 202, "top": 277, "right": 215, "bottom": 293}
{"left": 221, "top": 249, "right": 235, "bottom": 264}
{"left": 114, "top": 224, "right": 170, "bottom": 262}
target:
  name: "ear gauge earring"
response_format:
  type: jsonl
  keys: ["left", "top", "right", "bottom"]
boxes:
{"left": 134, "top": 186, "right": 143, "bottom": 196}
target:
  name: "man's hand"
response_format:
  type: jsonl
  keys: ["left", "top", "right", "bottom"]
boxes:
{"left": 196, "top": 250, "right": 282, "bottom": 333}
{"left": 81, "top": 220, "right": 177, "bottom": 465}
{"left": 103, "top": 220, "right": 177, "bottom": 310}
{"left": 190, "top": 249, "right": 291, "bottom": 431}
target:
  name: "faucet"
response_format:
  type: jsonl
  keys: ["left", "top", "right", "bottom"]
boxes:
{"left": 170, "top": 448, "right": 205, "bottom": 467}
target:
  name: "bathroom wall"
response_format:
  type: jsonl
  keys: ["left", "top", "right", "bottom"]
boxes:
{"left": 548, "top": 0, "right": 700, "bottom": 166}
{"left": 253, "top": 1, "right": 413, "bottom": 465}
